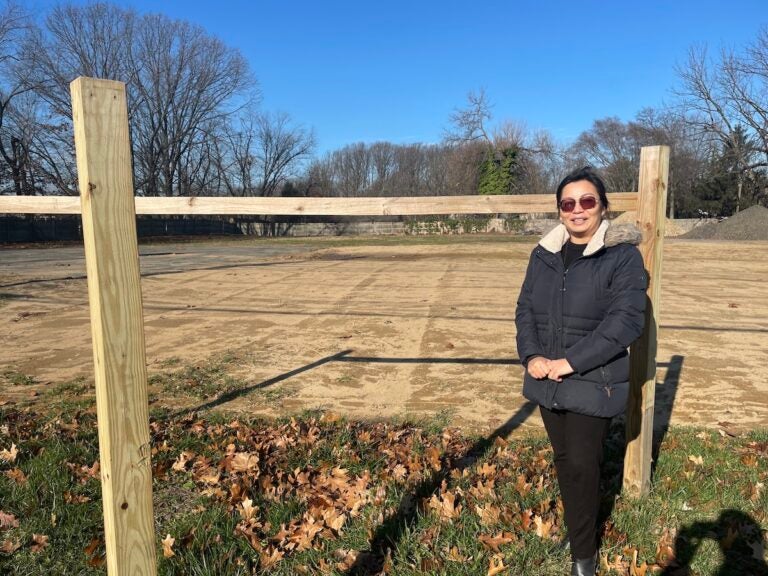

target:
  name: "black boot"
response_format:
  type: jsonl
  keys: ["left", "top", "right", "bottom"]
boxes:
{"left": 570, "top": 554, "right": 596, "bottom": 576}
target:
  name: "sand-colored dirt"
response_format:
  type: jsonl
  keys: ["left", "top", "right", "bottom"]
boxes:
{"left": 1, "top": 237, "right": 767, "bottom": 434}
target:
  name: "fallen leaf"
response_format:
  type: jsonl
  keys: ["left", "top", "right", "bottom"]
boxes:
{"left": 741, "top": 454, "right": 758, "bottom": 468}
{"left": 87, "top": 553, "right": 106, "bottom": 568}
{"left": 425, "top": 446, "right": 442, "bottom": 471}
{"left": 515, "top": 474, "right": 532, "bottom": 496}
{"left": 478, "top": 462, "right": 496, "bottom": 478}
{"left": 0, "top": 511, "right": 19, "bottom": 529}
{"left": 332, "top": 547, "right": 358, "bottom": 570}
{"left": 478, "top": 532, "right": 515, "bottom": 553}
{"left": 627, "top": 548, "right": 652, "bottom": 576}
{"left": 84, "top": 538, "right": 105, "bottom": 567}
{"left": 446, "top": 545, "right": 467, "bottom": 562}
{"left": 171, "top": 451, "right": 195, "bottom": 472}
{"left": 240, "top": 498, "right": 258, "bottom": 521}
{"left": 324, "top": 510, "right": 346, "bottom": 533}
{"left": 259, "top": 545, "right": 284, "bottom": 569}
{"left": 84, "top": 538, "right": 101, "bottom": 556}
{"left": 534, "top": 515, "right": 554, "bottom": 538}
{"left": 688, "top": 455, "right": 704, "bottom": 466}
{"left": 31, "top": 533, "right": 49, "bottom": 553}
{"left": 0, "top": 444, "right": 18, "bottom": 463}
{"left": 229, "top": 452, "right": 259, "bottom": 472}
{"left": 195, "top": 468, "right": 220, "bottom": 485}
{"left": 162, "top": 534, "right": 175, "bottom": 558}
{"left": 428, "top": 490, "right": 461, "bottom": 522}
{"left": 476, "top": 503, "right": 501, "bottom": 526}
{"left": 1, "top": 539, "right": 21, "bottom": 554}
{"left": 520, "top": 509, "right": 533, "bottom": 531}
{"left": 4, "top": 468, "right": 27, "bottom": 484}
{"left": 64, "top": 491, "right": 91, "bottom": 504}
{"left": 655, "top": 528, "right": 676, "bottom": 566}
{"left": 487, "top": 553, "right": 507, "bottom": 576}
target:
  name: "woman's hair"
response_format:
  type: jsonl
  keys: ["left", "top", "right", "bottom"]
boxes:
{"left": 555, "top": 166, "right": 610, "bottom": 211}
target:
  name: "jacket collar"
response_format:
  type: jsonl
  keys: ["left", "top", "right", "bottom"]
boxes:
{"left": 539, "top": 219, "right": 610, "bottom": 257}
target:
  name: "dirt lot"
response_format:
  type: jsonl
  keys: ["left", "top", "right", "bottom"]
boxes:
{"left": 1, "top": 236, "right": 767, "bottom": 434}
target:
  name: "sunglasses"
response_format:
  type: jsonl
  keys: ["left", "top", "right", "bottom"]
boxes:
{"left": 558, "top": 195, "right": 598, "bottom": 212}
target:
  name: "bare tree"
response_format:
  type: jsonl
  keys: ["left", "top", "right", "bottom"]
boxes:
{"left": 444, "top": 90, "right": 565, "bottom": 195}
{"left": 444, "top": 88, "right": 494, "bottom": 146}
{"left": 19, "top": 3, "right": 257, "bottom": 196}
{"left": 675, "top": 39, "right": 768, "bottom": 211}
{"left": 252, "top": 111, "right": 315, "bottom": 197}
{"left": 569, "top": 117, "right": 642, "bottom": 193}
{"left": 0, "top": 1, "right": 38, "bottom": 195}
{"left": 368, "top": 141, "right": 395, "bottom": 195}
{"left": 129, "top": 13, "right": 255, "bottom": 196}
{"left": 20, "top": 3, "right": 135, "bottom": 116}
{"left": 634, "top": 107, "right": 711, "bottom": 218}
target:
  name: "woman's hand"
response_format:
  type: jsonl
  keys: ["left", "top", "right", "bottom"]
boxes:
{"left": 547, "top": 358, "right": 574, "bottom": 382}
{"left": 527, "top": 356, "right": 552, "bottom": 379}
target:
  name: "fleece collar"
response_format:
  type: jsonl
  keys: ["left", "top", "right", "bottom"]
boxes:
{"left": 539, "top": 219, "right": 611, "bottom": 256}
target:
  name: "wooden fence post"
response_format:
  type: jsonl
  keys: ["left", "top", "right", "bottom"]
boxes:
{"left": 71, "top": 77, "right": 157, "bottom": 575}
{"left": 623, "top": 145, "right": 670, "bottom": 496}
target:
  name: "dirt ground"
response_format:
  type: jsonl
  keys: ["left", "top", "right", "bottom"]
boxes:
{"left": 1, "top": 236, "right": 767, "bottom": 434}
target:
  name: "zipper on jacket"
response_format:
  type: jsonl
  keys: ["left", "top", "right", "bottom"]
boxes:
{"left": 600, "top": 366, "right": 612, "bottom": 397}
{"left": 560, "top": 267, "right": 567, "bottom": 353}
{"left": 560, "top": 252, "right": 586, "bottom": 354}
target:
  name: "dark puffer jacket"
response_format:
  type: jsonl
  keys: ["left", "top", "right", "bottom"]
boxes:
{"left": 515, "top": 220, "right": 647, "bottom": 417}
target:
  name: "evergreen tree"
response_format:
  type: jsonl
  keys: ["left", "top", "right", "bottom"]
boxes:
{"left": 478, "top": 146, "right": 518, "bottom": 195}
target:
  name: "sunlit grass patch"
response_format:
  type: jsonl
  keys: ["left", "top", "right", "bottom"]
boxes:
{"left": 1, "top": 403, "right": 766, "bottom": 575}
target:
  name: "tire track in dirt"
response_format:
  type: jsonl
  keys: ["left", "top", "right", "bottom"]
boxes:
{"left": 401, "top": 253, "right": 523, "bottom": 430}
{"left": 247, "top": 256, "right": 444, "bottom": 418}
{"left": 400, "top": 259, "right": 460, "bottom": 414}
{"left": 141, "top": 259, "right": 353, "bottom": 367}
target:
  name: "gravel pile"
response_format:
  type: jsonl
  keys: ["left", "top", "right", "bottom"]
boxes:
{"left": 680, "top": 205, "right": 768, "bottom": 240}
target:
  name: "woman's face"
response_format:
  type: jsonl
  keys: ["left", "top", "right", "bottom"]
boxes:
{"left": 559, "top": 180, "right": 605, "bottom": 243}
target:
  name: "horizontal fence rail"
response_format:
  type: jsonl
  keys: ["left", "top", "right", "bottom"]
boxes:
{"left": 0, "top": 193, "right": 639, "bottom": 216}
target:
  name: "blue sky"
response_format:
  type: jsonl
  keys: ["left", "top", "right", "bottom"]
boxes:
{"left": 34, "top": 1, "right": 768, "bottom": 154}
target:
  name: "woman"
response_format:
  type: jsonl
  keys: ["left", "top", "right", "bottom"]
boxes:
{"left": 515, "top": 166, "right": 647, "bottom": 576}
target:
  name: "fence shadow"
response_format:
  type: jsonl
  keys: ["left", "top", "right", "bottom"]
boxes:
{"left": 171, "top": 349, "right": 355, "bottom": 417}
{"left": 653, "top": 354, "right": 685, "bottom": 468}
{"left": 660, "top": 509, "right": 768, "bottom": 576}
{"left": 174, "top": 351, "right": 520, "bottom": 417}
{"left": 337, "top": 355, "right": 520, "bottom": 366}
{"left": 347, "top": 401, "right": 538, "bottom": 575}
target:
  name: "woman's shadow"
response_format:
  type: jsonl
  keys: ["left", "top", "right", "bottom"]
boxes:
{"left": 660, "top": 509, "right": 768, "bottom": 576}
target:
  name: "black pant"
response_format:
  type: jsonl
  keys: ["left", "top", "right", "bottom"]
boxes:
{"left": 540, "top": 405, "right": 611, "bottom": 560}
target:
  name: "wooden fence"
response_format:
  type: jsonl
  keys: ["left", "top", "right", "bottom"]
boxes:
{"left": 0, "top": 77, "right": 669, "bottom": 575}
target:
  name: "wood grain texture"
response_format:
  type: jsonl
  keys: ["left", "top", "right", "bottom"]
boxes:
{"left": 71, "top": 77, "right": 157, "bottom": 575}
{"left": 0, "top": 192, "right": 639, "bottom": 215}
{"left": 624, "top": 145, "right": 670, "bottom": 496}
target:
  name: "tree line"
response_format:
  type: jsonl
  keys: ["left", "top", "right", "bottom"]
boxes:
{"left": 1, "top": 1, "right": 767, "bottom": 218}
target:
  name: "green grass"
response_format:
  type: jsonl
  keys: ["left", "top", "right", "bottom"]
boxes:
{"left": 1, "top": 405, "right": 766, "bottom": 575}
{"left": 135, "top": 231, "right": 536, "bottom": 251}
{"left": 1, "top": 370, "right": 38, "bottom": 387}
{"left": 149, "top": 353, "right": 248, "bottom": 400}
